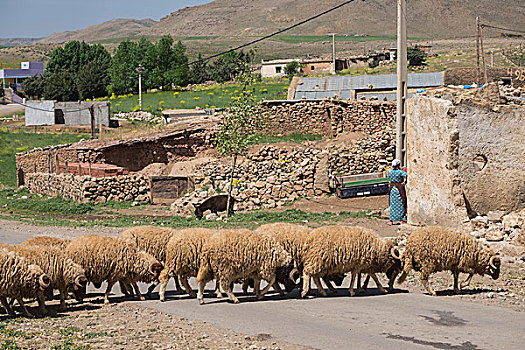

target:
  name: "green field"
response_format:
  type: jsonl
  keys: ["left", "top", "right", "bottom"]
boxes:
{"left": 0, "top": 132, "right": 88, "bottom": 188}
{"left": 108, "top": 80, "right": 289, "bottom": 114}
{"left": 271, "top": 35, "right": 428, "bottom": 44}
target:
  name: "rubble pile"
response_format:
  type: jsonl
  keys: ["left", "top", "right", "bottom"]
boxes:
{"left": 114, "top": 111, "right": 163, "bottom": 123}
{"left": 469, "top": 209, "right": 525, "bottom": 244}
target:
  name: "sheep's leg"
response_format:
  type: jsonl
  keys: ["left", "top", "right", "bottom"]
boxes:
{"left": 253, "top": 278, "right": 261, "bottom": 298}
{"left": 220, "top": 279, "right": 239, "bottom": 304}
{"left": 242, "top": 280, "right": 250, "bottom": 295}
{"left": 356, "top": 273, "right": 361, "bottom": 289}
{"left": 104, "top": 280, "right": 117, "bottom": 305}
{"left": 452, "top": 270, "right": 460, "bottom": 294}
{"left": 16, "top": 298, "right": 33, "bottom": 318}
{"left": 146, "top": 280, "right": 159, "bottom": 299}
{"left": 214, "top": 280, "right": 223, "bottom": 299}
{"left": 349, "top": 272, "right": 357, "bottom": 296}
{"left": 180, "top": 277, "right": 196, "bottom": 298}
{"left": 36, "top": 291, "right": 48, "bottom": 315}
{"left": 460, "top": 274, "right": 474, "bottom": 290}
{"left": 131, "top": 283, "right": 146, "bottom": 301}
{"left": 258, "top": 276, "right": 276, "bottom": 298}
{"left": 323, "top": 277, "right": 338, "bottom": 294}
{"left": 174, "top": 276, "right": 185, "bottom": 294}
{"left": 272, "top": 283, "right": 285, "bottom": 296}
{"left": 301, "top": 274, "right": 311, "bottom": 298}
{"left": 370, "top": 273, "right": 388, "bottom": 293}
{"left": 388, "top": 271, "right": 399, "bottom": 291}
{"left": 59, "top": 288, "right": 68, "bottom": 310}
{"left": 119, "top": 281, "right": 133, "bottom": 298}
{"left": 357, "top": 274, "right": 370, "bottom": 294}
{"left": 197, "top": 280, "right": 207, "bottom": 305}
{"left": 313, "top": 276, "right": 327, "bottom": 297}
{"left": 0, "top": 296, "right": 14, "bottom": 316}
{"left": 420, "top": 272, "right": 437, "bottom": 296}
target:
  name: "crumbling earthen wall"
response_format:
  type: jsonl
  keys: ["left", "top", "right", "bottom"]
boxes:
{"left": 260, "top": 100, "right": 396, "bottom": 136}
{"left": 407, "top": 95, "right": 525, "bottom": 231}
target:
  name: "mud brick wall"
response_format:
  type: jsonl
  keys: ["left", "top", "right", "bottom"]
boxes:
{"left": 260, "top": 100, "right": 396, "bottom": 136}
{"left": 25, "top": 173, "right": 151, "bottom": 204}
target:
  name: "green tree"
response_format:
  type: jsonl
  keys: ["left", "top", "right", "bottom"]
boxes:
{"left": 214, "top": 66, "right": 266, "bottom": 216}
{"left": 146, "top": 36, "right": 189, "bottom": 90}
{"left": 208, "top": 50, "right": 255, "bottom": 83}
{"left": 43, "top": 72, "right": 78, "bottom": 101}
{"left": 22, "top": 74, "right": 47, "bottom": 98}
{"left": 108, "top": 40, "right": 139, "bottom": 94}
{"left": 189, "top": 53, "right": 209, "bottom": 84}
{"left": 76, "top": 61, "right": 110, "bottom": 100}
{"left": 47, "top": 41, "right": 110, "bottom": 74}
{"left": 407, "top": 46, "right": 427, "bottom": 66}
{"left": 284, "top": 61, "right": 302, "bottom": 79}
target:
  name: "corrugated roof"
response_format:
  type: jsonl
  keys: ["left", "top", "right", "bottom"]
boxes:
{"left": 294, "top": 72, "right": 443, "bottom": 99}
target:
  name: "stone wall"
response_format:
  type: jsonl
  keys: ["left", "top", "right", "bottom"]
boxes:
{"left": 260, "top": 100, "right": 396, "bottom": 136}
{"left": 25, "top": 173, "right": 151, "bottom": 204}
{"left": 407, "top": 93, "right": 525, "bottom": 231}
{"left": 171, "top": 129, "right": 395, "bottom": 216}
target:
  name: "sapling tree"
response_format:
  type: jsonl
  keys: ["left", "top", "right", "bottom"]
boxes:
{"left": 214, "top": 65, "right": 266, "bottom": 216}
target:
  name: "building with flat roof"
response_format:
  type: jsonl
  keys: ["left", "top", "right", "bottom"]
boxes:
{"left": 0, "top": 62, "right": 44, "bottom": 90}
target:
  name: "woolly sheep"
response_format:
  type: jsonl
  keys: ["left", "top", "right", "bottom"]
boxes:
{"left": 301, "top": 226, "right": 402, "bottom": 298}
{"left": 397, "top": 226, "right": 501, "bottom": 296}
{"left": 196, "top": 229, "right": 291, "bottom": 304}
{"left": 0, "top": 249, "right": 51, "bottom": 317}
{"left": 8, "top": 245, "right": 87, "bottom": 310}
{"left": 159, "top": 228, "right": 217, "bottom": 302}
{"left": 65, "top": 235, "right": 163, "bottom": 304}
{"left": 119, "top": 225, "right": 183, "bottom": 298}
{"left": 21, "top": 236, "right": 72, "bottom": 249}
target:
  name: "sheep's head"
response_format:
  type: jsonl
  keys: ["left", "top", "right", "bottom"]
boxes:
{"left": 485, "top": 251, "right": 501, "bottom": 280}
{"left": 63, "top": 258, "right": 88, "bottom": 301}
{"left": 275, "top": 262, "right": 296, "bottom": 293}
{"left": 26, "top": 264, "right": 50, "bottom": 292}
{"left": 194, "top": 206, "right": 204, "bottom": 220}
{"left": 150, "top": 262, "right": 163, "bottom": 279}
{"left": 385, "top": 244, "right": 403, "bottom": 280}
{"left": 71, "top": 275, "right": 88, "bottom": 302}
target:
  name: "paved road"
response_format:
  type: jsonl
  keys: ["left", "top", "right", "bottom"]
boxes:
{"left": 0, "top": 104, "right": 24, "bottom": 117}
{"left": 2, "top": 221, "right": 524, "bottom": 349}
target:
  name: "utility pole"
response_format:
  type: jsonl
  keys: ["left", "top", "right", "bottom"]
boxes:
{"left": 396, "top": 0, "right": 408, "bottom": 166}
{"left": 330, "top": 33, "right": 337, "bottom": 74}
{"left": 136, "top": 64, "right": 145, "bottom": 111}
{"left": 476, "top": 17, "right": 481, "bottom": 86}
{"left": 491, "top": 50, "right": 494, "bottom": 68}
{"left": 479, "top": 23, "right": 488, "bottom": 84}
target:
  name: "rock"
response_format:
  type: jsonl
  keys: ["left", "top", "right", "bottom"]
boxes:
{"left": 470, "top": 216, "right": 488, "bottom": 230}
{"left": 485, "top": 229, "right": 505, "bottom": 242}
{"left": 487, "top": 210, "right": 505, "bottom": 223}
{"left": 254, "top": 181, "right": 265, "bottom": 189}
{"left": 503, "top": 212, "right": 523, "bottom": 230}
{"left": 205, "top": 213, "right": 218, "bottom": 220}
{"left": 469, "top": 230, "right": 485, "bottom": 239}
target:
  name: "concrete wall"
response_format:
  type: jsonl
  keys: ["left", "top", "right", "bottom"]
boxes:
{"left": 407, "top": 95, "right": 525, "bottom": 231}
{"left": 25, "top": 100, "right": 55, "bottom": 126}
{"left": 406, "top": 97, "right": 469, "bottom": 231}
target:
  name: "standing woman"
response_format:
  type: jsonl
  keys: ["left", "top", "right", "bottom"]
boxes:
{"left": 388, "top": 159, "right": 407, "bottom": 225}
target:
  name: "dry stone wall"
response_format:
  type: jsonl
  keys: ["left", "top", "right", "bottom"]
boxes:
{"left": 25, "top": 173, "right": 151, "bottom": 204}
{"left": 260, "top": 100, "right": 395, "bottom": 136}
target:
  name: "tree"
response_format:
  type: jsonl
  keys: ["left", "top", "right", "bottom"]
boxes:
{"left": 208, "top": 50, "right": 255, "bottom": 83}
{"left": 108, "top": 40, "right": 139, "bottom": 94}
{"left": 43, "top": 72, "right": 78, "bottom": 101}
{"left": 47, "top": 41, "right": 110, "bottom": 74}
{"left": 22, "top": 74, "right": 46, "bottom": 98}
{"left": 214, "top": 66, "right": 266, "bottom": 216}
{"left": 77, "top": 61, "right": 110, "bottom": 100}
{"left": 284, "top": 61, "right": 302, "bottom": 79}
{"left": 407, "top": 46, "right": 427, "bottom": 66}
{"left": 189, "top": 54, "right": 209, "bottom": 84}
{"left": 146, "top": 36, "right": 189, "bottom": 90}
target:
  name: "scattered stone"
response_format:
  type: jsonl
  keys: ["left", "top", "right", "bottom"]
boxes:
{"left": 487, "top": 210, "right": 505, "bottom": 223}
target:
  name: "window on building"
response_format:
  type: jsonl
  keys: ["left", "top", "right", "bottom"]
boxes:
{"left": 275, "top": 66, "right": 282, "bottom": 74}
{"left": 311, "top": 65, "right": 315, "bottom": 70}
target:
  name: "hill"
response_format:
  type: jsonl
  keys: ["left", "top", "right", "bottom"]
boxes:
{"left": 38, "top": 18, "right": 157, "bottom": 44}
{"left": 140, "top": 0, "right": 525, "bottom": 39}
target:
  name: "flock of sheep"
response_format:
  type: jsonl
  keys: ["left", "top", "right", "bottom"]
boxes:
{"left": 0, "top": 224, "right": 501, "bottom": 317}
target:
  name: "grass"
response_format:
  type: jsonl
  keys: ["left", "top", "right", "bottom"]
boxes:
{"left": 107, "top": 80, "right": 289, "bottom": 114}
{"left": 0, "top": 341, "right": 20, "bottom": 350}
{"left": 253, "top": 132, "right": 323, "bottom": 144}
{"left": 0, "top": 132, "right": 89, "bottom": 188}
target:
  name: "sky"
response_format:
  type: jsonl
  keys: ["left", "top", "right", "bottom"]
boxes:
{"left": 1, "top": 0, "right": 212, "bottom": 38}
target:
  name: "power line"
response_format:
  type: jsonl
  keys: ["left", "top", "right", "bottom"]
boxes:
{"left": 3, "top": 96, "right": 95, "bottom": 112}
{"left": 19, "top": 0, "right": 359, "bottom": 93}
{"left": 481, "top": 23, "right": 525, "bottom": 35}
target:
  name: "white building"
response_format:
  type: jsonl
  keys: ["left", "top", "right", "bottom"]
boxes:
{"left": 260, "top": 59, "right": 301, "bottom": 78}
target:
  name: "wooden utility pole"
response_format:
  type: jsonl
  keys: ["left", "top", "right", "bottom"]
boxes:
{"left": 330, "top": 33, "right": 337, "bottom": 74}
{"left": 396, "top": 0, "right": 408, "bottom": 166}
{"left": 476, "top": 16, "right": 481, "bottom": 86}
{"left": 89, "top": 104, "right": 95, "bottom": 139}
{"left": 136, "top": 64, "right": 145, "bottom": 110}
{"left": 479, "top": 23, "right": 488, "bottom": 84}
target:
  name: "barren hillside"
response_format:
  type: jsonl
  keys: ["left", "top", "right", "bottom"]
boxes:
{"left": 141, "top": 0, "right": 525, "bottom": 39}
{"left": 38, "top": 18, "right": 157, "bottom": 44}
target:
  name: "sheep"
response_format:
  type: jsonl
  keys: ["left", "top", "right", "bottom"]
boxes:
{"left": 119, "top": 225, "right": 184, "bottom": 298}
{"left": 196, "top": 229, "right": 292, "bottom": 304}
{"left": 64, "top": 235, "right": 163, "bottom": 304}
{"left": 8, "top": 245, "right": 87, "bottom": 310}
{"left": 0, "top": 249, "right": 51, "bottom": 317}
{"left": 158, "top": 228, "right": 217, "bottom": 302}
{"left": 300, "top": 226, "right": 402, "bottom": 298}
{"left": 397, "top": 226, "right": 501, "bottom": 296}
{"left": 194, "top": 195, "right": 236, "bottom": 220}
{"left": 20, "top": 236, "right": 72, "bottom": 249}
